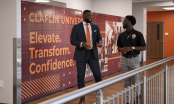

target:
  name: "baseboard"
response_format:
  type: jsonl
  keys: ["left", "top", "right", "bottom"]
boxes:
{"left": 147, "top": 56, "right": 163, "bottom": 59}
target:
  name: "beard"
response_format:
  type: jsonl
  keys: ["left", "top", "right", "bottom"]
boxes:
{"left": 123, "top": 24, "right": 128, "bottom": 29}
{"left": 85, "top": 18, "right": 92, "bottom": 23}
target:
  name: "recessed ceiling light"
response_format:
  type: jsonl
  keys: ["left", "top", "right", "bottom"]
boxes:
{"left": 35, "top": 0, "right": 50, "bottom": 2}
{"left": 163, "top": 7, "right": 174, "bottom": 10}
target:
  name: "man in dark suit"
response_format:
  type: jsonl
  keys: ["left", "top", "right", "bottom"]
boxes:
{"left": 70, "top": 10, "right": 103, "bottom": 104}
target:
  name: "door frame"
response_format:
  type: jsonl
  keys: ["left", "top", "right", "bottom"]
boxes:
{"left": 147, "top": 21, "right": 164, "bottom": 59}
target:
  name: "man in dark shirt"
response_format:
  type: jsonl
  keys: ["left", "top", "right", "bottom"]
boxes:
{"left": 117, "top": 15, "right": 146, "bottom": 104}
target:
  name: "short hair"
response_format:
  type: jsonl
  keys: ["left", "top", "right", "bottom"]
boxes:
{"left": 83, "top": 10, "right": 91, "bottom": 15}
{"left": 126, "top": 15, "right": 136, "bottom": 26}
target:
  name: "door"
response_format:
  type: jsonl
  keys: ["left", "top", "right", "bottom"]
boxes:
{"left": 147, "top": 21, "right": 163, "bottom": 58}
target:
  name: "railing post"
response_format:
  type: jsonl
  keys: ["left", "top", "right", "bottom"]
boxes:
{"left": 164, "top": 62, "right": 168, "bottom": 104}
{"left": 141, "top": 71, "right": 146, "bottom": 104}
{"left": 97, "top": 89, "right": 103, "bottom": 104}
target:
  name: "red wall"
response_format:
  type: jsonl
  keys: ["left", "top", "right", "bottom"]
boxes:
{"left": 147, "top": 11, "right": 174, "bottom": 57}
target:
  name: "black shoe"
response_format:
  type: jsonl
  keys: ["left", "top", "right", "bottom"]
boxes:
{"left": 134, "top": 95, "right": 141, "bottom": 104}
{"left": 79, "top": 98, "right": 85, "bottom": 104}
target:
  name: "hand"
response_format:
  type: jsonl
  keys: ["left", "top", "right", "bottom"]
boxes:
{"left": 82, "top": 42, "right": 91, "bottom": 50}
{"left": 119, "top": 48, "right": 127, "bottom": 54}
{"left": 124, "top": 47, "right": 132, "bottom": 52}
{"left": 97, "top": 42, "right": 103, "bottom": 48}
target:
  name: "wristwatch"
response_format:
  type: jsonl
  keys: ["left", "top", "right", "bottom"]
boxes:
{"left": 132, "top": 46, "right": 135, "bottom": 50}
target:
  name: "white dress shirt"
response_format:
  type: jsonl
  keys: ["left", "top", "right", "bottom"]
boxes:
{"left": 80, "top": 21, "right": 93, "bottom": 49}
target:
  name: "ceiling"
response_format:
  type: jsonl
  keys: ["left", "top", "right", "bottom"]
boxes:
{"left": 133, "top": 0, "right": 174, "bottom": 12}
{"left": 23, "top": 0, "right": 174, "bottom": 12}
{"left": 22, "top": 0, "right": 66, "bottom": 7}
{"left": 133, "top": 0, "right": 172, "bottom": 3}
{"left": 147, "top": 6, "right": 174, "bottom": 11}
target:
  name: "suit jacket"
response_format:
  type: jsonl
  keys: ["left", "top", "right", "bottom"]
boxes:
{"left": 70, "top": 21, "right": 102, "bottom": 61}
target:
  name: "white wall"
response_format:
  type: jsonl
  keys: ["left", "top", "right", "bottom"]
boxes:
{"left": 53, "top": 0, "right": 92, "bottom": 11}
{"left": 133, "top": 1, "right": 174, "bottom": 62}
{"left": 0, "top": 0, "right": 21, "bottom": 104}
{"left": 53, "top": 0, "right": 132, "bottom": 17}
{"left": 91, "top": 0, "right": 132, "bottom": 17}
{"left": 24, "top": 0, "right": 66, "bottom": 7}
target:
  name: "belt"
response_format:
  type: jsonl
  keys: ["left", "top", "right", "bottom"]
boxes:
{"left": 122, "top": 54, "right": 138, "bottom": 58}
{"left": 87, "top": 49, "right": 93, "bottom": 52}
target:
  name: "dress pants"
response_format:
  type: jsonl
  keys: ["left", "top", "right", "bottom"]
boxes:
{"left": 76, "top": 49, "right": 102, "bottom": 98}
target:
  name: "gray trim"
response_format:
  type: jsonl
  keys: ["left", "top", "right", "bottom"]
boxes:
{"left": 13, "top": 38, "right": 21, "bottom": 104}
{"left": 147, "top": 21, "right": 164, "bottom": 59}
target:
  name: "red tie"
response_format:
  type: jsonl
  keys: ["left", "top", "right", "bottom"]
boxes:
{"left": 86, "top": 23, "right": 91, "bottom": 45}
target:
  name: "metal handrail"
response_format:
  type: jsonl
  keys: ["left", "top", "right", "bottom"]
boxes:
{"left": 39, "top": 56, "right": 174, "bottom": 104}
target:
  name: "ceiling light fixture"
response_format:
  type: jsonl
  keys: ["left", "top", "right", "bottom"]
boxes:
{"left": 35, "top": 0, "right": 50, "bottom": 2}
{"left": 163, "top": 7, "right": 174, "bottom": 10}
